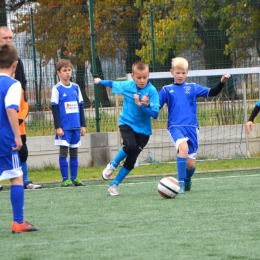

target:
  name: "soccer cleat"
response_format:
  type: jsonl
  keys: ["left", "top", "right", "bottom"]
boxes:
{"left": 61, "top": 179, "right": 74, "bottom": 187}
{"left": 108, "top": 184, "right": 119, "bottom": 196}
{"left": 24, "top": 182, "right": 41, "bottom": 189}
{"left": 184, "top": 181, "right": 192, "bottom": 191}
{"left": 72, "top": 178, "right": 86, "bottom": 186}
{"left": 179, "top": 183, "right": 185, "bottom": 194}
{"left": 12, "top": 221, "right": 38, "bottom": 233}
{"left": 0, "top": 185, "right": 3, "bottom": 191}
{"left": 102, "top": 163, "right": 116, "bottom": 181}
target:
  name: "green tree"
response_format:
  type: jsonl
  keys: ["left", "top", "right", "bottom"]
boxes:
{"left": 135, "top": 0, "right": 259, "bottom": 68}
{"left": 9, "top": 0, "right": 142, "bottom": 107}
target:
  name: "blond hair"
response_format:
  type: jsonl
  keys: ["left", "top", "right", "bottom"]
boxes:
{"left": 171, "top": 57, "right": 189, "bottom": 70}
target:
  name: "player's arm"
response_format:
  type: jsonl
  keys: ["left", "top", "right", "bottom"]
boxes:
{"left": 208, "top": 74, "right": 231, "bottom": 97}
{"left": 246, "top": 104, "right": 260, "bottom": 134}
{"left": 7, "top": 108, "right": 22, "bottom": 151}
{"left": 134, "top": 92, "right": 159, "bottom": 119}
{"left": 94, "top": 78, "right": 113, "bottom": 88}
{"left": 158, "top": 87, "right": 166, "bottom": 109}
{"left": 5, "top": 82, "right": 22, "bottom": 150}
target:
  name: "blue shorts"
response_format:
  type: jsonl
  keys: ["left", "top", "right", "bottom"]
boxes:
{"left": 0, "top": 153, "right": 23, "bottom": 181}
{"left": 54, "top": 129, "right": 81, "bottom": 148}
{"left": 168, "top": 126, "right": 199, "bottom": 159}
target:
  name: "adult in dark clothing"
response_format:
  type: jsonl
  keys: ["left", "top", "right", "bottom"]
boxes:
{"left": 0, "top": 26, "right": 41, "bottom": 190}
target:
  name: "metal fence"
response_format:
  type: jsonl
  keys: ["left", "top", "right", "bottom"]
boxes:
{"left": 0, "top": 2, "right": 260, "bottom": 136}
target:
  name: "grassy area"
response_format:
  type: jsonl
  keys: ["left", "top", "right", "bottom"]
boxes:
{"left": 1, "top": 170, "right": 260, "bottom": 259}
{"left": 1, "top": 157, "right": 259, "bottom": 186}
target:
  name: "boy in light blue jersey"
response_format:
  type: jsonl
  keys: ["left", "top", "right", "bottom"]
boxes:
{"left": 94, "top": 61, "right": 159, "bottom": 196}
{"left": 246, "top": 100, "right": 260, "bottom": 134}
{"left": 51, "top": 59, "right": 86, "bottom": 187}
{"left": 159, "top": 57, "right": 231, "bottom": 193}
{"left": 0, "top": 43, "right": 38, "bottom": 233}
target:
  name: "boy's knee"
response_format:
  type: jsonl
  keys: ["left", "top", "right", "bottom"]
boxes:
{"left": 123, "top": 143, "right": 136, "bottom": 155}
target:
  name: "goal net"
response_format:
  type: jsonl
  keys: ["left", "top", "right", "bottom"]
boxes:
{"left": 123, "top": 67, "right": 260, "bottom": 164}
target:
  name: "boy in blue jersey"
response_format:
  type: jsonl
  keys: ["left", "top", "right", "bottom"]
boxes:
{"left": 94, "top": 61, "right": 159, "bottom": 196}
{"left": 246, "top": 101, "right": 260, "bottom": 134}
{"left": 159, "top": 57, "right": 231, "bottom": 194}
{"left": 0, "top": 43, "right": 38, "bottom": 233}
{"left": 51, "top": 59, "right": 86, "bottom": 187}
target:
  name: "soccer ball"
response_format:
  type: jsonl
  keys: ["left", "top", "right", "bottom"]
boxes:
{"left": 158, "top": 176, "right": 180, "bottom": 199}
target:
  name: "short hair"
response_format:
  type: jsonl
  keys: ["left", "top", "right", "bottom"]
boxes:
{"left": 0, "top": 26, "right": 12, "bottom": 34}
{"left": 132, "top": 61, "right": 149, "bottom": 73}
{"left": 171, "top": 57, "right": 189, "bottom": 70}
{"left": 0, "top": 43, "right": 18, "bottom": 69}
{"left": 56, "top": 59, "right": 72, "bottom": 71}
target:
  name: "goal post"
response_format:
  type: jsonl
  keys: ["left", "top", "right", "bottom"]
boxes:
{"left": 120, "top": 68, "right": 260, "bottom": 164}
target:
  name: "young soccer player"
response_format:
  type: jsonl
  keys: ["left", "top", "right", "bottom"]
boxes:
{"left": 94, "top": 61, "right": 159, "bottom": 196}
{"left": 159, "top": 57, "right": 231, "bottom": 194}
{"left": 0, "top": 43, "right": 38, "bottom": 233}
{"left": 0, "top": 26, "right": 41, "bottom": 190}
{"left": 51, "top": 59, "right": 86, "bottom": 187}
{"left": 246, "top": 102, "right": 260, "bottom": 134}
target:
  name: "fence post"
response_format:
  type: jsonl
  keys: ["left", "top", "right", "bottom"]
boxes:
{"left": 30, "top": 7, "right": 40, "bottom": 111}
{"left": 150, "top": 4, "right": 156, "bottom": 72}
{"left": 89, "top": 0, "right": 100, "bottom": 132}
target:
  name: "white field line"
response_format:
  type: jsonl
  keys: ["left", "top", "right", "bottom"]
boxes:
{"left": 0, "top": 173, "right": 259, "bottom": 193}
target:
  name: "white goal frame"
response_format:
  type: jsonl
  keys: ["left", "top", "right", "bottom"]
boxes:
{"left": 122, "top": 67, "right": 260, "bottom": 162}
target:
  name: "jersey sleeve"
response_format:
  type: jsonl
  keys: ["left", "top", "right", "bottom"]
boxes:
{"left": 149, "top": 87, "right": 159, "bottom": 112}
{"left": 51, "top": 86, "right": 59, "bottom": 105}
{"left": 159, "top": 87, "right": 167, "bottom": 108}
{"left": 111, "top": 81, "right": 129, "bottom": 95}
{"left": 77, "top": 85, "right": 84, "bottom": 104}
{"left": 5, "top": 82, "right": 22, "bottom": 110}
{"left": 195, "top": 84, "right": 210, "bottom": 98}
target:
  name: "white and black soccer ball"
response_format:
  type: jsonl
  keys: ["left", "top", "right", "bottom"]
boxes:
{"left": 158, "top": 176, "right": 180, "bottom": 199}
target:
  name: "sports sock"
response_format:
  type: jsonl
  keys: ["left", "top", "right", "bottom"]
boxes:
{"left": 21, "top": 161, "right": 29, "bottom": 185}
{"left": 59, "top": 156, "right": 68, "bottom": 182}
{"left": 111, "top": 166, "right": 130, "bottom": 186}
{"left": 177, "top": 156, "right": 187, "bottom": 185}
{"left": 111, "top": 148, "right": 128, "bottom": 168}
{"left": 10, "top": 185, "right": 24, "bottom": 224}
{"left": 70, "top": 157, "right": 78, "bottom": 181}
{"left": 185, "top": 167, "right": 196, "bottom": 183}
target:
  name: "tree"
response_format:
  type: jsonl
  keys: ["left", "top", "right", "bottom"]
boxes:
{"left": 9, "top": 0, "right": 141, "bottom": 108}
{"left": 134, "top": 0, "right": 259, "bottom": 68}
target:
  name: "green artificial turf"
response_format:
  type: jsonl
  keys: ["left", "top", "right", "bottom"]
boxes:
{"left": 1, "top": 170, "right": 260, "bottom": 260}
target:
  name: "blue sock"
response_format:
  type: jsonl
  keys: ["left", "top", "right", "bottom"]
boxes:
{"left": 70, "top": 157, "right": 78, "bottom": 181}
{"left": 21, "top": 161, "right": 29, "bottom": 185}
{"left": 59, "top": 156, "right": 68, "bottom": 182}
{"left": 185, "top": 168, "right": 196, "bottom": 183}
{"left": 177, "top": 156, "right": 187, "bottom": 185}
{"left": 111, "top": 148, "right": 128, "bottom": 168}
{"left": 10, "top": 185, "right": 24, "bottom": 224}
{"left": 111, "top": 166, "right": 130, "bottom": 186}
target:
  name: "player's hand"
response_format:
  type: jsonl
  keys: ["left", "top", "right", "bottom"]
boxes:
{"left": 221, "top": 74, "right": 231, "bottom": 83}
{"left": 12, "top": 136, "right": 22, "bottom": 151}
{"left": 80, "top": 127, "right": 86, "bottom": 136}
{"left": 134, "top": 93, "right": 142, "bottom": 107}
{"left": 56, "top": 127, "right": 64, "bottom": 137}
{"left": 246, "top": 121, "right": 253, "bottom": 134}
{"left": 141, "top": 93, "right": 149, "bottom": 106}
{"left": 94, "top": 78, "right": 101, "bottom": 84}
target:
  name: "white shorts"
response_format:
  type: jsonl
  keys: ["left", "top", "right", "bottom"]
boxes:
{"left": 0, "top": 153, "right": 22, "bottom": 181}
